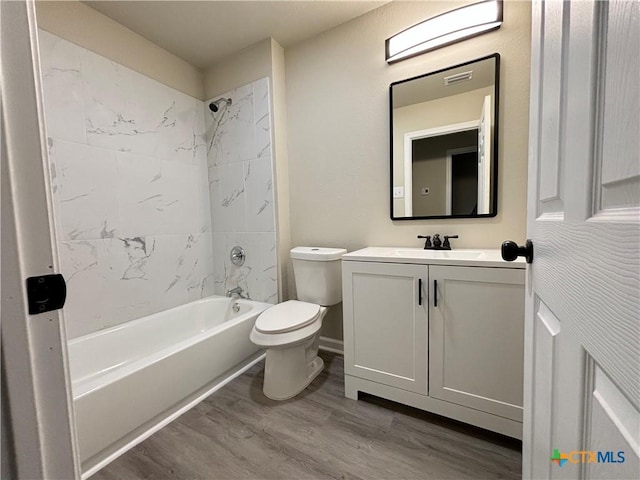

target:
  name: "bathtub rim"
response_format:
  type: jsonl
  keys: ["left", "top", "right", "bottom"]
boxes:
{"left": 68, "top": 295, "right": 243, "bottom": 347}
{"left": 70, "top": 296, "right": 273, "bottom": 399}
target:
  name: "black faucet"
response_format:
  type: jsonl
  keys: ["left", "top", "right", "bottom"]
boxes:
{"left": 417, "top": 234, "right": 459, "bottom": 250}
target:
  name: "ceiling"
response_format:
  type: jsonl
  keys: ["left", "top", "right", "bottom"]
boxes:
{"left": 84, "top": 1, "right": 390, "bottom": 69}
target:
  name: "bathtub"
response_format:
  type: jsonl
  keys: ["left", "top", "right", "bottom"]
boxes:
{"left": 68, "top": 295, "right": 271, "bottom": 477}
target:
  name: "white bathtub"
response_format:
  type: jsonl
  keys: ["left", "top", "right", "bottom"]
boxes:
{"left": 68, "top": 295, "right": 271, "bottom": 477}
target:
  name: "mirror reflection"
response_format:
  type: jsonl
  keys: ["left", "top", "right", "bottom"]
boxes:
{"left": 391, "top": 54, "right": 499, "bottom": 219}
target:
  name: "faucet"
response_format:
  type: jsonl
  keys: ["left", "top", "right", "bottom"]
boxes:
{"left": 417, "top": 234, "right": 459, "bottom": 250}
{"left": 226, "top": 286, "right": 246, "bottom": 299}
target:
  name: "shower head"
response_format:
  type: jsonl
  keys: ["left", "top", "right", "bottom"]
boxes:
{"left": 209, "top": 97, "right": 232, "bottom": 113}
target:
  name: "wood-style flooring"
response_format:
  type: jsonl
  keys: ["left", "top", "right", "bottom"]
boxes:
{"left": 92, "top": 352, "right": 522, "bottom": 480}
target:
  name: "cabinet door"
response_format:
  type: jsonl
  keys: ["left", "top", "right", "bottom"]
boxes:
{"left": 343, "top": 261, "right": 427, "bottom": 394}
{"left": 429, "top": 266, "right": 525, "bottom": 421}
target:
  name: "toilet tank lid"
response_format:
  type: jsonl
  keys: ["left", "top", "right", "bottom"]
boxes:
{"left": 290, "top": 247, "right": 347, "bottom": 261}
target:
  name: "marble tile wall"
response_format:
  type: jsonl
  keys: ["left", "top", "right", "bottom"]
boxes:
{"left": 38, "top": 30, "right": 214, "bottom": 339}
{"left": 206, "top": 79, "right": 278, "bottom": 304}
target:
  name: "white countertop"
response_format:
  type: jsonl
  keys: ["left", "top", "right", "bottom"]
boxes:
{"left": 342, "top": 247, "right": 526, "bottom": 269}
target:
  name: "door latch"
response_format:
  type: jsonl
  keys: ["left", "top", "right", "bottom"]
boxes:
{"left": 26, "top": 274, "right": 66, "bottom": 314}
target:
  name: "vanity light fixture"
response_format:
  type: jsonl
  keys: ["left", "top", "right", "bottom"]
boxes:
{"left": 385, "top": 0, "right": 503, "bottom": 64}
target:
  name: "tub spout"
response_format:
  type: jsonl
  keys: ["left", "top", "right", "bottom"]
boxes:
{"left": 226, "top": 286, "right": 246, "bottom": 299}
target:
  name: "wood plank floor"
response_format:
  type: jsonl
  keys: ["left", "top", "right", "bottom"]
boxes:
{"left": 92, "top": 352, "right": 522, "bottom": 480}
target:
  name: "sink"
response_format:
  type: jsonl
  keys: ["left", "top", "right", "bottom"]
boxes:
{"left": 386, "top": 248, "right": 488, "bottom": 260}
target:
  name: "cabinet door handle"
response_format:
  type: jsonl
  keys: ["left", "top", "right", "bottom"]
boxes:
{"left": 434, "top": 280, "right": 438, "bottom": 307}
{"left": 418, "top": 278, "right": 423, "bottom": 305}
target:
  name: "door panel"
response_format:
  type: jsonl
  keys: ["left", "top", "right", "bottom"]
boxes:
{"left": 537, "top": 0, "right": 566, "bottom": 215}
{"left": 597, "top": 0, "right": 640, "bottom": 212}
{"left": 342, "top": 261, "right": 427, "bottom": 394}
{"left": 533, "top": 222, "right": 639, "bottom": 400}
{"left": 429, "top": 266, "right": 525, "bottom": 421}
{"left": 525, "top": 1, "right": 639, "bottom": 478}
{"left": 529, "top": 299, "right": 559, "bottom": 480}
{"left": 584, "top": 361, "right": 640, "bottom": 479}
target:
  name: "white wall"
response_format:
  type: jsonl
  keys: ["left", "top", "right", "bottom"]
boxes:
{"left": 285, "top": 0, "right": 531, "bottom": 339}
{"left": 38, "top": 31, "right": 213, "bottom": 339}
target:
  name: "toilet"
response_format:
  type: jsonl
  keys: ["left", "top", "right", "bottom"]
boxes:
{"left": 250, "top": 246, "right": 346, "bottom": 400}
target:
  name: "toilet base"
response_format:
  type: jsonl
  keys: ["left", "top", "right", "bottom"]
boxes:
{"left": 262, "top": 340, "right": 324, "bottom": 400}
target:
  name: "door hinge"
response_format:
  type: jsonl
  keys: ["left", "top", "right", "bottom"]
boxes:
{"left": 26, "top": 274, "right": 66, "bottom": 314}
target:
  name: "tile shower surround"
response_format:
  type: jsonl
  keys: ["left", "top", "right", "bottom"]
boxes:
{"left": 206, "top": 79, "right": 278, "bottom": 305}
{"left": 39, "top": 31, "right": 277, "bottom": 339}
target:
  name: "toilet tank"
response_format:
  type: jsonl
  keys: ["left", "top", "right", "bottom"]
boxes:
{"left": 290, "top": 247, "right": 347, "bottom": 306}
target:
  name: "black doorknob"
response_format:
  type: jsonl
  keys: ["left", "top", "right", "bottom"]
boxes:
{"left": 501, "top": 240, "right": 534, "bottom": 264}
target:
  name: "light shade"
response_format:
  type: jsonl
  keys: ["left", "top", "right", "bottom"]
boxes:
{"left": 386, "top": 0, "right": 503, "bottom": 63}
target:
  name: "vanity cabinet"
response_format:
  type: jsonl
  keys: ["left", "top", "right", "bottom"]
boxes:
{"left": 342, "top": 261, "right": 427, "bottom": 394}
{"left": 341, "top": 248, "right": 525, "bottom": 439}
{"left": 428, "top": 265, "right": 525, "bottom": 422}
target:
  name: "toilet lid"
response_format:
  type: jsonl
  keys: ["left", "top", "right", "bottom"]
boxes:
{"left": 255, "top": 300, "right": 321, "bottom": 334}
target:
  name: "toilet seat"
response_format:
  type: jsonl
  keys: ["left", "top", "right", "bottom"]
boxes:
{"left": 250, "top": 302, "right": 327, "bottom": 349}
{"left": 255, "top": 300, "right": 321, "bottom": 334}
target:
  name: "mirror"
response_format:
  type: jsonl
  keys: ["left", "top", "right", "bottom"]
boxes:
{"left": 390, "top": 54, "right": 499, "bottom": 220}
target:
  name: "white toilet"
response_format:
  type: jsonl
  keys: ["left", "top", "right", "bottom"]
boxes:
{"left": 250, "top": 246, "right": 346, "bottom": 400}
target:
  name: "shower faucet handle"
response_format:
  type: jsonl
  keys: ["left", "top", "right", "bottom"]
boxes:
{"left": 417, "top": 235, "right": 432, "bottom": 249}
{"left": 230, "top": 246, "right": 246, "bottom": 266}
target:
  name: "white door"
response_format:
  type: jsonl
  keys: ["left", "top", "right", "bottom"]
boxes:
{"left": 1, "top": 1, "right": 79, "bottom": 478}
{"left": 522, "top": 1, "right": 639, "bottom": 479}
{"left": 477, "top": 94, "right": 492, "bottom": 214}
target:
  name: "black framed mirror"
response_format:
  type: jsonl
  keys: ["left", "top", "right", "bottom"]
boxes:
{"left": 390, "top": 53, "right": 500, "bottom": 220}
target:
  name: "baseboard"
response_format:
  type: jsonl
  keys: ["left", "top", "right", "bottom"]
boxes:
{"left": 319, "top": 336, "right": 343, "bottom": 355}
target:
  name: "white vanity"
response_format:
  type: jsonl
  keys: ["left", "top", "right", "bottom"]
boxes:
{"left": 341, "top": 247, "right": 525, "bottom": 439}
